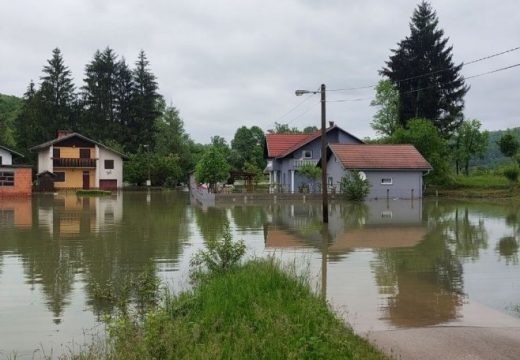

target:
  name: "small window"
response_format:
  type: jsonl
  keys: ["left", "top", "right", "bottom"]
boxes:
{"left": 328, "top": 177, "right": 333, "bottom": 186}
{"left": 53, "top": 148, "right": 60, "bottom": 158}
{"left": 302, "top": 150, "right": 312, "bottom": 159}
{"left": 381, "top": 211, "right": 393, "bottom": 218}
{"left": 381, "top": 178, "right": 393, "bottom": 185}
{"left": 0, "top": 171, "right": 15, "bottom": 187}
{"left": 104, "top": 160, "right": 114, "bottom": 170}
{"left": 55, "top": 172, "right": 65, "bottom": 182}
{"left": 80, "top": 149, "right": 90, "bottom": 159}
{"left": 0, "top": 156, "right": 2, "bottom": 165}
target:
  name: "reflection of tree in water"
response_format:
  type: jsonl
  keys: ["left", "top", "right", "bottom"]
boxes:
{"left": 231, "top": 205, "right": 267, "bottom": 231}
{"left": 496, "top": 236, "right": 518, "bottom": 265}
{"left": 450, "top": 207, "right": 488, "bottom": 261}
{"left": 0, "top": 192, "right": 191, "bottom": 320}
{"left": 193, "top": 205, "right": 229, "bottom": 244}
{"left": 338, "top": 202, "right": 369, "bottom": 229}
{"left": 82, "top": 192, "right": 190, "bottom": 316}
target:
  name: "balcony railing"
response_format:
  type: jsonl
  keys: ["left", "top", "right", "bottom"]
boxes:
{"left": 53, "top": 158, "right": 97, "bottom": 168}
{"left": 293, "top": 159, "right": 318, "bottom": 168}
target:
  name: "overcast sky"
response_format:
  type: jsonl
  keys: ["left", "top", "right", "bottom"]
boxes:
{"left": 1, "top": 0, "right": 519, "bottom": 143}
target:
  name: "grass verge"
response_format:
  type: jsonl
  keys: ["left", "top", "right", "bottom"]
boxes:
{"left": 426, "top": 175, "right": 520, "bottom": 199}
{"left": 74, "top": 259, "right": 386, "bottom": 359}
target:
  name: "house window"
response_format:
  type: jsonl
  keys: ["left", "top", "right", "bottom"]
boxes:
{"left": 381, "top": 178, "right": 393, "bottom": 185}
{"left": 0, "top": 156, "right": 2, "bottom": 165}
{"left": 55, "top": 172, "right": 65, "bottom": 182}
{"left": 302, "top": 150, "right": 312, "bottom": 159}
{"left": 80, "top": 149, "right": 90, "bottom": 159}
{"left": 328, "top": 177, "right": 333, "bottom": 186}
{"left": 0, "top": 171, "right": 15, "bottom": 186}
{"left": 105, "top": 160, "right": 114, "bottom": 170}
{"left": 53, "top": 148, "right": 60, "bottom": 158}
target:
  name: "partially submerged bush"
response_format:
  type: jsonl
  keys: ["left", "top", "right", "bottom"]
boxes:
{"left": 340, "top": 171, "right": 370, "bottom": 201}
{"left": 190, "top": 225, "right": 246, "bottom": 278}
{"left": 503, "top": 166, "right": 519, "bottom": 183}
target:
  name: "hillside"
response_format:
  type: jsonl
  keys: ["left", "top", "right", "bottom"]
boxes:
{"left": 471, "top": 127, "right": 520, "bottom": 168}
{"left": 0, "top": 93, "right": 23, "bottom": 147}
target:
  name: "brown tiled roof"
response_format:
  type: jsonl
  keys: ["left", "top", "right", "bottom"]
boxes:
{"left": 265, "top": 133, "right": 311, "bottom": 158}
{"left": 330, "top": 144, "right": 432, "bottom": 170}
{"left": 265, "top": 124, "right": 363, "bottom": 158}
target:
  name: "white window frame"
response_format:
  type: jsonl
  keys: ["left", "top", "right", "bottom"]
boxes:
{"left": 381, "top": 178, "right": 393, "bottom": 185}
{"left": 302, "top": 150, "right": 312, "bottom": 159}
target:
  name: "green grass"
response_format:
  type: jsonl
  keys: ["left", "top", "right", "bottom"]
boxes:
{"left": 452, "top": 174, "right": 511, "bottom": 189}
{"left": 76, "top": 190, "right": 112, "bottom": 197}
{"left": 75, "top": 260, "right": 386, "bottom": 360}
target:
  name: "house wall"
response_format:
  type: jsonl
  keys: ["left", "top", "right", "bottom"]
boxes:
{"left": 326, "top": 158, "right": 425, "bottom": 199}
{"left": 96, "top": 146, "right": 123, "bottom": 188}
{"left": 0, "top": 167, "right": 32, "bottom": 196}
{"left": 38, "top": 146, "right": 53, "bottom": 174}
{"left": 54, "top": 169, "right": 95, "bottom": 189}
{"left": 0, "top": 148, "right": 13, "bottom": 165}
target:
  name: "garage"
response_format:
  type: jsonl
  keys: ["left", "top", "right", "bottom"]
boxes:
{"left": 99, "top": 179, "right": 117, "bottom": 190}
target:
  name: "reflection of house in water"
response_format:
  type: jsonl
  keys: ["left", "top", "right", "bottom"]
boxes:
{"left": 0, "top": 198, "right": 33, "bottom": 228}
{"left": 264, "top": 199, "right": 426, "bottom": 254}
{"left": 37, "top": 193, "right": 123, "bottom": 237}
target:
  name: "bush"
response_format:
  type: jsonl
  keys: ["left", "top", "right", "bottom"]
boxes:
{"left": 340, "top": 171, "right": 370, "bottom": 201}
{"left": 190, "top": 225, "right": 246, "bottom": 278}
{"left": 503, "top": 166, "right": 519, "bottom": 183}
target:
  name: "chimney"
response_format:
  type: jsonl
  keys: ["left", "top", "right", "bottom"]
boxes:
{"left": 328, "top": 121, "right": 335, "bottom": 127}
{"left": 56, "top": 130, "right": 72, "bottom": 139}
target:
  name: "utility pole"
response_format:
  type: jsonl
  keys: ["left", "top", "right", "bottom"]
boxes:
{"left": 320, "top": 84, "right": 328, "bottom": 223}
{"left": 295, "top": 84, "right": 328, "bottom": 223}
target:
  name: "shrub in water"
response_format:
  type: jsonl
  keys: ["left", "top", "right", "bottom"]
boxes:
{"left": 340, "top": 171, "right": 370, "bottom": 201}
{"left": 190, "top": 225, "right": 246, "bottom": 277}
{"left": 503, "top": 166, "right": 519, "bottom": 183}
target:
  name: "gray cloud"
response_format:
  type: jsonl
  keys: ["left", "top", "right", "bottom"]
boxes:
{"left": 1, "top": 0, "right": 519, "bottom": 143}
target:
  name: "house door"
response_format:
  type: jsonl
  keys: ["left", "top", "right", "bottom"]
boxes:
{"left": 82, "top": 171, "right": 90, "bottom": 189}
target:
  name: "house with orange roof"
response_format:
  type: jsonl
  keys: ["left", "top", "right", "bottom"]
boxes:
{"left": 264, "top": 122, "right": 363, "bottom": 193}
{"left": 324, "top": 144, "right": 432, "bottom": 199}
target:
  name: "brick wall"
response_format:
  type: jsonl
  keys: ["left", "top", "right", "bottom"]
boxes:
{"left": 0, "top": 168, "right": 32, "bottom": 197}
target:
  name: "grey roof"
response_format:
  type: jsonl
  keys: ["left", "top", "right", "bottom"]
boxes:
{"left": 0, "top": 145, "right": 24, "bottom": 158}
{"left": 30, "top": 132, "right": 129, "bottom": 160}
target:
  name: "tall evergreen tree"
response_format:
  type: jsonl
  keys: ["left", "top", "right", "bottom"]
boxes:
{"left": 15, "top": 81, "right": 46, "bottom": 155}
{"left": 39, "top": 48, "right": 76, "bottom": 136}
{"left": 81, "top": 47, "right": 119, "bottom": 141}
{"left": 129, "top": 50, "right": 162, "bottom": 152}
{"left": 381, "top": 1, "right": 468, "bottom": 137}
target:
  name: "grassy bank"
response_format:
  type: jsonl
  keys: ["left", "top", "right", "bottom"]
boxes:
{"left": 77, "top": 260, "right": 386, "bottom": 359}
{"left": 426, "top": 174, "right": 520, "bottom": 199}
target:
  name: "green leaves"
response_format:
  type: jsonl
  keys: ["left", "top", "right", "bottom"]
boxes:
{"left": 194, "top": 146, "right": 231, "bottom": 192}
{"left": 340, "top": 171, "right": 370, "bottom": 201}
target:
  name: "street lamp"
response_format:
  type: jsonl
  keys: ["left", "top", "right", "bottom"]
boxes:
{"left": 295, "top": 84, "right": 328, "bottom": 223}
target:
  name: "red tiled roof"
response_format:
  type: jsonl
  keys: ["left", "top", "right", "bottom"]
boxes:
{"left": 330, "top": 144, "right": 432, "bottom": 170}
{"left": 265, "top": 133, "right": 311, "bottom": 158}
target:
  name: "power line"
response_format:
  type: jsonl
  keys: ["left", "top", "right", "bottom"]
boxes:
{"left": 284, "top": 99, "right": 320, "bottom": 127}
{"left": 327, "top": 45, "right": 520, "bottom": 92}
{"left": 328, "top": 62, "right": 520, "bottom": 103}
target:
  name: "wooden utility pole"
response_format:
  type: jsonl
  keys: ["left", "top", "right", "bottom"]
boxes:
{"left": 320, "top": 84, "right": 328, "bottom": 223}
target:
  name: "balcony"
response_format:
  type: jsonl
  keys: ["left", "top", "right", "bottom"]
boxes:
{"left": 293, "top": 159, "right": 318, "bottom": 168}
{"left": 53, "top": 158, "right": 97, "bottom": 168}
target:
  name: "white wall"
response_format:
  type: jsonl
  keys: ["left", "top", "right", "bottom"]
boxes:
{"left": 96, "top": 146, "right": 123, "bottom": 188}
{"left": 0, "top": 148, "right": 13, "bottom": 165}
{"left": 37, "top": 146, "right": 53, "bottom": 173}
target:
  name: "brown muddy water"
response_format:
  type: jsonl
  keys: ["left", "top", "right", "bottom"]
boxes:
{"left": 0, "top": 191, "right": 519, "bottom": 358}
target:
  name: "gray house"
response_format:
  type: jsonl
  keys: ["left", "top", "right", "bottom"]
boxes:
{"left": 325, "top": 144, "right": 432, "bottom": 199}
{"left": 264, "top": 123, "right": 363, "bottom": 193}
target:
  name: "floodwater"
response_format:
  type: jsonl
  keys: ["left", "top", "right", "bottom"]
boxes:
{"left": 0, "top": 191, "right": 519, "bottom": 357}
